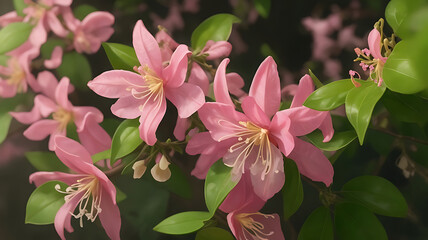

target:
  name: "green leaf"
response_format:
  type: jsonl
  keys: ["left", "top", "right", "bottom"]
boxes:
{"left": 73, "top": 4, "right": 98, "bottom": 20}
{"left": 160, "top": 164, "right": 192, "bottom": 199}
{"left": 341, "top": 175, "right": 408, "bottom": 217}
{"left": 305, "top": 130, "right": 357, "bottom": 151}
{"left": 283, "top": 158, "right": 303, "bottom": 219}
{"left": 116, "top": 186, "right": 127, "bottom": 203}
{"left": 25, "top": 181, "right": 67, "bottom": 225}
{"left": 13, "top": 0, "right": 27, "bottom": 16}
{"left": 0, "top": 113, "right": 12, "bottom": 144}
{"left": 205, "top": 160, "right": 239, "bottom": 214}
{"left": 25, "top": 151, "right": 68, "bottom": 172}
{"left": 308, "top": 69, "right": 324, "bottom": 89}
{"left": 56, "top": 52, "right": 92, "bottom": 90}
{"left": 345, "top": 82, "right": 385, "bottom": 145}
{"left": 91, "top": 149, "right": 111, "bottom": 164}
{"left": 334, "top": 202, "right": 388, "bottom": 240}
{"left": 253, "top": 0, "right": 271, "bottom": 18}
{"left": 153, "top": 211, "right": 211, "bottom": 234}
{"left": 382, "top": 90, "right": 428, "bottom": 123}
{"left": 196, "top": 227, "right": 234, "bottom": 240}
{"left": 191, "top": 14, "right": 240, "bottom": 51}
{"left": 102, "top": 42, "right": 140, "bottom": 71}
{"left": 385, "top": 0, "right": 428, "bottom": 39}
{"left": 383, "top": 40, "right": 427, "bottom": 94}
{"left": 304, "top": 79, "right": 355, "bottom": 111}
{"left": 0, "top": 22, "right": 33, "bottom": 54}
{"left": 0, "top": 93, "right": 32, "bottom": 144}
{"left": 110, "top": 119, "right": 143, "bottom": 163}
{"left": 298, "top": 206, "right": 333, "bottom": 240}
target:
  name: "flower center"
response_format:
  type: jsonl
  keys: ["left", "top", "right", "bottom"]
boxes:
{"left": 220, "top": 121, "right": 273, "bottom": 180}
{"left": 52, "top": 108, "right": 73, "bottom": 131}
{"left": 26, "top": 1, "right": 49, "bottom": 23}
{"left": 235, "top": 212, "right": 275, "bottom": 240}
{"left": 5, "top": 58, "right": 26, "bottom": 92}
{"left": 353, "top": 48, "right": 385, "bottom": 86}
{"left": 55, "top": 175, "right": 102, "bottom": 228}
{"left": 75, "top": 31, "right": 92, "bottom": 53}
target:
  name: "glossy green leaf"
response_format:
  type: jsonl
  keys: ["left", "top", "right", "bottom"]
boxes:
{"left": 334, "top": 202, "right": 387, "bottom": 240}
{"left": 0, "top": 113, "right": 12, "bottom": 144}
{"left": 383, "top": 40, "right": 427, "bottom": 94}
{"left": 205, "top": 160, "right": 239, "bottom": 214}
{"left": 345, "top": 82, "right": 385, "bottom": 145}
{"left": 308, "top": 69, "right": 324, "bottom": 88}
{"left": 25, "top": 181, "right": 67, "bottom": 225}
{"left": 0, "top": 22, "right": 33, "bottom": 54}
{"left": 283, "top": 158, "right": 303, "bottom": 219}
{"left": 25, "top": 152, "right": 68, "bottom": 172}
{"left": 298, "top": 206, "right": 333, "bottom": 240}
{"left": 341, "top": 176, "right": 408, "bottom": 217}
{"left": 91, "top": 149, "right": 111, "bottom": 164}
{"left": 153, "top": 211, "right": 211, "bottom": 234}
{"left": 306, "top": 130, "right": 357, "bottom": 151}
{"left": 56, "top": 52, "right": 92, "bottom": 90}
{"left": 385, "top": 0, "right": 428, "bottom": 39}
{"left": 110, "top": 118, "right": 143, "bottom": 163}
{"left": 382, "top": 90, "right": 428, "bottom": 123}
{"left": 191, "top": 14, "right": 240, "bottom": 51}
{"left": 73, "top": 4, "right": 98, "bottom": 20}
{"left": 304, "top": 79, "right": 355, "bottom": 111}
{"left": 253, "top": 0, "right": 271, "bottom": 18}
{"left": 13, "top": 0, "right": 27, "bottom": 16}
{"left": 196, "top": 227, "right": 234, "bottom": 240}
{"left": 102, "top": 42, "right": 140, "bottom": 71}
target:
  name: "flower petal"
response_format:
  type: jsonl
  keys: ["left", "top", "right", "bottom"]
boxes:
{"left": 165, "top": 82, "right": 205, "bottom": 118}
{"left": 44, "top": 46, "right": 63, "bottom": 69}
{"left": 37, "top": 71, "right": 59, "bottom": 99}
{"left": 23, "top": 119, "right": 58, "bottom": 141}
{"left": 173, "top": 117, "right": 190, "bottom": 141}
{"left": 290, "top": 74, "right": 314, "bottom": 108}
{"left": 241, "top": 96, "right": 271, "bottom": 128}
{"left": 54, "top": 136, "right": 96, "bottom": 174}
{"left": 162, "top": 44, "right": 191, "bottom": 88}
{"left": 133, "top": 20, "right": 162, "bottom": 76}
{"left": 46, "top": 12, "right": 68, "bottom": 38}
{"left": 77, "top": 113, "right": 111, "bottom": 155}
{"left": 226, "top": 72, "right": 247, "bottom": 99}
{"left": 188, "top": 63, "right": 209, "bottom": 96}
{"left": 368, "top": 28, "right": 386, "bottom": 62}
{"left": 213, "top": 58, "right": 234, "bottom": 107}
{"left": 202, "top": 40, "right": 232, "bottom": 60}
{"left": 81, "top": 12, "right": 115, "bottom": 33}
{"left": 138, "top": 96, "right": 167, "bottom": 146}
{"left": 99, "top": 190, "right": 121, "bottom": 240}
{"left": 54, "top": 192, "right": 83, "bottom": 240}
{"left": 283, "top": 106, "right": 327, "bottom": 137}
{"left": 269, "top": 111, "right": 295, "bottom": 156}
{"left": 88, "top": 70, "right": 142, "bottom": 98}
{"left": 111, "top": 95, "right": 144, "bottom": 119}
{"left": 55, "top": 77, "right": 72, "bottom": 109}
{"left": 319, "top": 113, "right": 334, "bottom": 142}
{"left": 29, "top": 171, "right": 86, "bottom": 187}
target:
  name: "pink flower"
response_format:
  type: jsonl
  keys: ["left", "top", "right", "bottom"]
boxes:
{"left": 220, "top": 174, "right": 284, "bottom": 240}
{"left": 188, "top": 57, "right": 334, "bottom": 200}
{"left": 29, "top": 136, "right": 120, "bottom": 240}
{"left": 11, "top": 72, "right": 110, "bottom": 153}
{"left": 0, "top": 11, "right": 24, "bottom": 27}
{"left": 63, "top": 9, "right": 115, "bottom": 54}
{"left": 88, "top": 20, "right": 205, "bottom": 146}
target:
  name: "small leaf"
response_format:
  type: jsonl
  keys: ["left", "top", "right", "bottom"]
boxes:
{"left": 56, "top": 52, "right": 92, "bottom": 90}
{"left": 305, "top": 130, "right": 357, "bottom": 151}
{"left": 283, "top": 158, "right": 303, "bottom": 219}
{"left": 196, "top": 227, "right": 234, "bottom": 240}
{"left": 205, "top": 160, "right": 239, "bottom": 214}
{"left": 308, "top": 69, "right": 324, "bottom": 88}
{"left": 0, "top": 93, "right": 33, "bottom": 144}
{"left": 304, "top": 79, "right": 355, "bottom": 111}
{"left": 334, "top": 202, "right": 388, "bottom": 240}
{"left": 382, "top": 90, "right": 428, "bottom": 123}
{"left": 13, "top": 0, "right": 27, "bottom": 16}
{"left": 91, "top": 149, "right": 111, "bottom": 164}
{"left": 102, "top": 42, "right": 140, "bottom": 71}
{"left": 110, "top": 119, "right": 143, "bottom": 163}
{"left": 253, "top": 0, "right": 271, "bottom": 18}
{"left": 341, "top": 175, "right": 408, "bottom": 217}
{"left": 0, "top": 113, "right": 12, "bottom": 144}
{"left": 25, "top": 151, "right": 68, "bottom": 172}
{"left": 73, "top": 4, "right": 98, "bottom": 20}
{"left": 116, "top": 186, "right": 127, "bottom": 203}
{"left": 0, "top": 22, "right": 33, "bottom": 54}
{"left": 153, "top": 211, "right": 212, "bottom": 234}
{"left": 25, "top": 181, "right": 67, "bottom": 225}
{"left": 345, "top": 82, "right": 385, "bottom": 145}
{"left": 191, "top": 14, "right": 240, "bottom": 51}
{"left": 298, "top": 206, "right": 333, "bottom": 240}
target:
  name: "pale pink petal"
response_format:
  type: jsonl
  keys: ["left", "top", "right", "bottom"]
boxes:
{"left": 55, "top": 77, "right": 72, "bottom": 109}
{"left": 37, "top": 71, "right": 59, "bottom": 99}
{"left": 155, "top": 29, "right": 179, "bottom": 49}
{"left": 173, "top": 117, "right": 190, "bottom": 141}
{"left": 88, "top": 70, "right": 142, "bottom": 98}
{"left": 46, "top": 12, "right": 68, "bottom": 37}
{"left": 249, "top": 56, "right": 281, "bottom": 118}
{"left": 10, "top": 95, "right": 52, "bottom": 124}
{"left": 98, "top": 191, "right": 121, "bottom": 240}
{"left": 191, "top": 154, "right": 221, "bottom": 179}
{"left": 0, "top": 81, "right": 17, "bottom": 98}
{"left": 73, "top": 106, "right": 104, "bottom": 131}
{"left": 77, "top": 113, "right": 111, "bottom": 155}
{"left": 226, "top": 72, "right": 247, "bottom": 99}
{"left": 213, "top": 58, "right": 234, "bottom": 107}
{"left": 227, "top": 212, "right": 242, "bottom": 239}
{"left": 290, "top": 74, "right": 314, "bottom": 108}
{"left": 281, "top": 84, "right": 298, "bottom": 101}
{"left": 318, "top": 113, "right": 334, "bottom": 142}
{"left": 283, "top": 106, "right": 327, "bottom": 137}
{"left": 81, "top": 12, "right": 115, "bottom": 33}
{"left": 111, "top": 95, "right": 144, "bottom": 119}
{"left": 202, "top": 40, "right": 232, "bottom": 60}
{"left": 138, "top": 97, "right": 167, "bottom": 146}
{"left": 54, "top": 136, "right": 96, "bottom": 174}
{"left": 44, "top": 46, "right": 63, "bottom": 69}
{"left": 29, "top": 172, "right": 87, "bottom": 187}
{"left": 133, "top": 20, "right": 162, "bottom": 75}
{"left": 165, "top": 82, "right": 204, "bottom": 118}
{"left": 34, "top": 94, "right": 57, "bottom": 117}
{"left": 220, "top": 173, "right": 261, "bottom": 213}
{"left": 188, "top": 63, "right": 209, "bottom": 96}
{"left": 288, "top": 137, "right": 334, "bottom": 186}
{"left": 29, "top": 19, "right": 48, "bottom": 47}
{"left": 23, "top": 119, "right": 58, "bottom": 141}
{"left": 61, "top": 7, "right": 79, "bottom": 31}
{"left": 241, "top": 97, "right": 270, "bottom": 128}
{"left": 270, "top": 111, "right": 295, "bottom": 156}
{"left": 0, "top": 11, "right": 23, "bottom": 27}
{"left": 53, "top": 0, "right": 72, "bottom": 6}
{"left": 162, "top": 45, "right": 191, "bottom": 88}
{"left": 368, "top": 28, "right": 386, "bottom": 62}
{"left": 54, "top": 192, "right": 83, "bottom": 240}
{"left": 186, "top": 132, "right": 221, "bottom": 155}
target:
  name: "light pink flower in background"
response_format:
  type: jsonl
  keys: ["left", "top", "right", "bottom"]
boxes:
{"left": 188, "top": 57, "right": 334, "bottom": 200}
{"left": 62, "top": 9, "right": 115, "bottom": 54}
{"left": 44, "top": 46, "right": 63, "bottom": 69}
{"left": 150, "top": 0, "right": 184, "bottom": 34}
{"left": 0, "top": 11, "right": 24, "bottom": 27}
{"left": 29, "top": 136, "right": 120, "bottom": 240}
{"left": 11, "top": 72, "right": 110, "bottom": 152}
{"left": 88, "top": 20, "right": 204, "bottom": 146}
{"left": 220, "top": 174, "right": 284, "bottom": 240}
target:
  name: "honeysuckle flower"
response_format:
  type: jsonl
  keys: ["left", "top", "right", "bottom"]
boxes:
{"left": 88, "top": 20, "right": 205, "bottom": 146}
{"left": 0, "top": 42, "right": 39, "bottom": 97}
{"left": 11, "top": 72, "right": 110, "bottom": 152}
{"left": 44, "top": 46, "right": 63, "bottom": 69}
{"left": 220, "top": 174, "right": 284, "bottom": 240}
{"left": 29, "top": 136, "right": 120, "bottom": 240}
{"left": 188, "top": 57, "right": 334, "bottom": 200}
{"left": 132, "top": 159, "right": 148, "bottom": 179}
{"left": 62, "top": 9, "right": 115, "bottom": 54}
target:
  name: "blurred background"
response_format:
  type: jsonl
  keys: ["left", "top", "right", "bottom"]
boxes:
{"left": 2, "top": 0, "right": 428, "bottom": 239}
